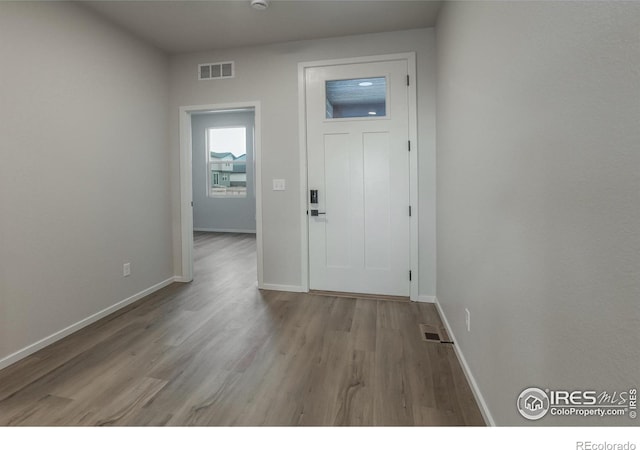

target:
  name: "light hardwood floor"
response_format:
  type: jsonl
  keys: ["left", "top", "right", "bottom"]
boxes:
{"left": 0, "top": 232, "right": 484, "bottom": 426}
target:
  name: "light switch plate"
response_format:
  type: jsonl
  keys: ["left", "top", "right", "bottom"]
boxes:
{"left": 273, "top": 179, "right": 286, "bottom": 191}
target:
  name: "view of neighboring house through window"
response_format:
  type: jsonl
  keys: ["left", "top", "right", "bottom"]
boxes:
{"left": 207, "top": 127, "right": 247, "bottom": 198}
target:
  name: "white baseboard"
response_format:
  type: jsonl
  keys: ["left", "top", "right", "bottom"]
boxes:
{"left": 173, "top": 276, "right": 192, "bottom": 283}
{"left": 194, "top": 227, "right": 256, "bottom": 234}
{"left": 434, "top": 297, "right": 496, "bottom": 426}
{"left": 259, "top": 283, "right": 305, "bottom": 293}
{"left": 416, "top": 295, "right": 436, "bottom": 303}
{"left": 0, "top": 276, "right": 176, "bottom": 372}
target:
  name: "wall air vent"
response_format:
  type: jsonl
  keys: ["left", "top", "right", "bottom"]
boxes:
{"left": 198, "top": 61, "right": 234, "bottom": 80}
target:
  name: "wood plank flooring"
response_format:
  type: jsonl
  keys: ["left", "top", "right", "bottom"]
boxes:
{"left": 0, "top": 232, "right": 485, "bottom": 426}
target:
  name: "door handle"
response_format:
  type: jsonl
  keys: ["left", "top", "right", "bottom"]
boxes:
{"left": 310, "top": 209, "right": 326, "bottom": 217}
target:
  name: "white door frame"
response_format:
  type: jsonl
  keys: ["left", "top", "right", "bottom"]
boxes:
{"left": 297, "top": 53, "right": 419, "bottom": 301}
{"left": 178, "top": 101, "right": 263, "bottom": 287}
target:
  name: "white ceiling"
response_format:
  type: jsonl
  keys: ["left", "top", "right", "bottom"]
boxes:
{"left": 82, "top": 0, "right": 442, "bottom": 54}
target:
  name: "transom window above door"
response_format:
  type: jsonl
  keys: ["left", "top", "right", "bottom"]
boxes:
{"left": 325, "top": 76, "right": 387, "bottom": 119}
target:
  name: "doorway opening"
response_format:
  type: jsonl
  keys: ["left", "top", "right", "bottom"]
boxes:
{"left": 178, "top": 102, "right": 263, "bottom": 286}
{"left": 191, "top": 109, "right": 256, "bottom": 232}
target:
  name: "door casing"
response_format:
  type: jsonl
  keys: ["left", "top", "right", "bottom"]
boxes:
{"left": 298, "top": 53, "right": 419, "bottom": 301}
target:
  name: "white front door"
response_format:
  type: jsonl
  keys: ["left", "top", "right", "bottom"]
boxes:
{"left": 306, "top": 59, "right": 411, "bottom": 297}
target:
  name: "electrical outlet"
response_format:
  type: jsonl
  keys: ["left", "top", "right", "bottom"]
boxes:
{"left": 123, "top": 262, "right": 131, "bottom": 277}
{"left": 465, "top": 308, "right": 471, "bottom": 332}
{"left": 272, "top": 179, "right": 286, "bottom": 191}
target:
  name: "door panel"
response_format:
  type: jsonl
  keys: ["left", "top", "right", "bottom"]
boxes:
{"left": 306, "top": 59, "right": 410, "bottom": 296}
{"left": 363, "top": 132, "right": 391, "bottom": 271}
{"left": 324, "top": 133, "right": 351, "bottom": 269}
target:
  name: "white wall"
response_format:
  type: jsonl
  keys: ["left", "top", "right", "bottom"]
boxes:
{"left": 169, "top": 28, "right": 437, "bottom": 295}
{"left": 436, "top": 1, "right": 640, "bottom": 425}
{"left": 0, "top": 2, "right": 173, "bottom": 365}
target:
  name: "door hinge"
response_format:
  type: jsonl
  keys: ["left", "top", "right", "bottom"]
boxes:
{"left": 190, "top": 201, "right": 193, "bottom": 207}
{"left": 406, "top": 74, "right": 410, "bottom": 86}
{"left": 409, "top": 270, "right": 412, "bottom": 281}
{"left": 409, "top": 205, "right": 412, "bottom": 217}
{"left": 408, "top": 140, "right": 411, "bottom": 152}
